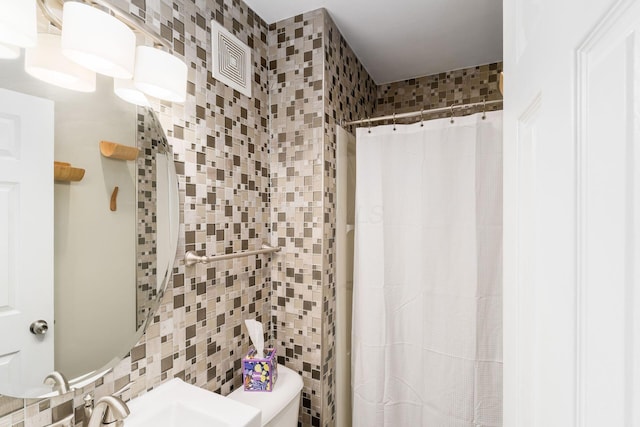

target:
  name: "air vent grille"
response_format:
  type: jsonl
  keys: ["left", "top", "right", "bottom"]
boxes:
{"left": 211, "top": 21, "right": 251, "bottom": 97}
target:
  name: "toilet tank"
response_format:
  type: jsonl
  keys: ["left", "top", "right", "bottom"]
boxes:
{"left": 228, "top": 364, "right": 303, "bottom": 427}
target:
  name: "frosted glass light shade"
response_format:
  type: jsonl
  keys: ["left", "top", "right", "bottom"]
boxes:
{"left": 25, "top": 34, "right": 96, "bottom": 92}
{"left": 0, "top": 0, "right": 37, "bottom": 48}
{"left": 134, "top": 46, "right": 187, "bottom": 103}
{"left": 61, "top": 2, "right": 136, "bottom": 79}
{"left": 114, "top": 78, "right": 150, "bottom": 107}
{"left": 0, "top": 42, "right": 20, "bottom": 59}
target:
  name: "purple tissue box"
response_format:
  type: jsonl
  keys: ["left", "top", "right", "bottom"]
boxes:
{"left": 242, "top": 346, "right": 278, "bottom": 392}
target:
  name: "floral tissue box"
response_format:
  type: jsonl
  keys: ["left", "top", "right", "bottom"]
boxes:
{"left": 242, "top": 346, "right": 278, "bottom": 392}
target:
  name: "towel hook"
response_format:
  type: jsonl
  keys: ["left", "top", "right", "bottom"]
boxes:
{"left": 450, "top": 103, "right": 455, "bottom": 124}
{"left": 393, "top": 113, "right": 396, "bottom": 131}
{"left": 482, "top": 98, "right": 487, "bottom": 120}
{"left": 420, "top": 108, "right": 424, "bottom": 127}
{"left": 367, "top": 116, "right": 372, "bottom": 134}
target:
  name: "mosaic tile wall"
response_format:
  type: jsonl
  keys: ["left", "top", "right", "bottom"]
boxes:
{"left": 268, "top": 10, "right": 327, "bottom": 427}
{"left": 0, "top": 0, "right": 273, "bottom": 425}
{"left": 376, "top": 62, "right": 503, "bottom": 124}
{"left": 321, "top": 12, "right": 377, "bottom": 426}
{"left": 268, "top": 8, "right": 376, "bottom": 427}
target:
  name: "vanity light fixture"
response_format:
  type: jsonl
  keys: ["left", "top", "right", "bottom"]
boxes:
{"left": 61, "top": 2, "right": 136, "bottom": 79}
{"left": 8, "top": 0, "right": 188, "bottom": 103}
{"left": 114, "top": 78, "right": 151, "bottom": 107}
{"left": 0, "top": 0, "right": 37, "bottom": 48}
{"left": 25, "top": 33, "right": 96, "bottom": 92}
{"left": 133, "top": 46, "right": 188, "bottom": 103}
{"left": 0, "top": 42, "right": 20, "bottom": 59}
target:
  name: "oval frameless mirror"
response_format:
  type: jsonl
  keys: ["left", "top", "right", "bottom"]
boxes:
{"left": 0, "top": 49, "right": 179, "bottom": 398}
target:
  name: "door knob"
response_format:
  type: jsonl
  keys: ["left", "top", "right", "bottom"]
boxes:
{"left": 30, "top": 320, "right": 48, "bottom": 335}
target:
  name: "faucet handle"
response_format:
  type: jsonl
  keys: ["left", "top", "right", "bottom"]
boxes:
{"left": 83, "top": 393, "right": 94, "bottom": 407}
{"left": 83, "top": 393, "right": 94, "bottom": 427}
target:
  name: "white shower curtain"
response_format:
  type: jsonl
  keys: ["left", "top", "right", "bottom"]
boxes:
{"left": 352, "top": 111, "right": 503, "bottom": 427}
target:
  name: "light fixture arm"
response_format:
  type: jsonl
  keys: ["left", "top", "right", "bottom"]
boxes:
{"left": 37, "top": 0, "right": 63, "bottom": 30}
{"left": 36, "top": 0, "right": 171, "bottom": 51}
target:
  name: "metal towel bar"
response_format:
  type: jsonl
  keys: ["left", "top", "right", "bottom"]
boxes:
{"left": 185, "top": 243, "right": 281, "bottom": 266}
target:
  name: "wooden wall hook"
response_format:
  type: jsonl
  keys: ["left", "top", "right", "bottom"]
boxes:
{"left": 110, "top": 186, "right": 119, "bottom": 212}
{"left": 100, "top": 141, "right": 140, "bottom": 161}
{"left": 54, "top": 161, "right": 85, "bottom": 182}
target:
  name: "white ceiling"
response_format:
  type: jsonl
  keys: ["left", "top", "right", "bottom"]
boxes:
{"left": 244, "top": 0, "right": 502, "bottom": 84}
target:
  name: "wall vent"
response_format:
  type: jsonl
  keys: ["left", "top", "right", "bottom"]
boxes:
{"left": 210, "top": 21, "right": 252, "bottom": 98}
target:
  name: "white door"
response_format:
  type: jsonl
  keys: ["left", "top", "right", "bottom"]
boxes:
{"left": 504, "top": 0, "right": 640, "bottom": 425}
{"left": 0, "top": 88, "right": 54, "bottom": 396}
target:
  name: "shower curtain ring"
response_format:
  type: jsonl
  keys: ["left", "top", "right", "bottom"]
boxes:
{"left": 450, "top": 104, "right": 455, "bottom": 124}
{"left": 393, "top": 113, "right": 396, "bottom": 131}
{"left": 482, "top": 98, "right": 487, "bottom": 120}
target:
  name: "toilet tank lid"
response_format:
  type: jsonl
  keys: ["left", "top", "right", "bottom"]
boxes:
{"left": 228, "top": 364, "right": 303, "bottom": 425}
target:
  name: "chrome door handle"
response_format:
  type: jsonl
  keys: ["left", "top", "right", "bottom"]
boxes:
{"left": 30, "top": 320, "right": 48, "bottom": 335}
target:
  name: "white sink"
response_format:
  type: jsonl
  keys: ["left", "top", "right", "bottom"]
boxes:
{"left": 124, "top": 378, "right": 261, "bottom": 427}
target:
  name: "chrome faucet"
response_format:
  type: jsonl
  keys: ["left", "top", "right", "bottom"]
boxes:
{"left": 85, "top": 395, "right": 130, "bottom": 427}
{"left": 84, "top": 382, "right": 132, "bottom": 427}
{"left": 43, "top": 371, "right": 71, "bottom": 395}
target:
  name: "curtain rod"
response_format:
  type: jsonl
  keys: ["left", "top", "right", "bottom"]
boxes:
{"left": 344, "top": 99, "right": 503, "bottom": 126}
